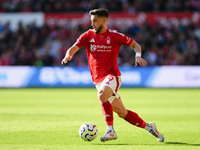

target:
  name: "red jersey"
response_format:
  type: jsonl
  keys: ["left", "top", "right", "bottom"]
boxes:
{"left": 75, "top": 29, "right": 134, "bottom": 84}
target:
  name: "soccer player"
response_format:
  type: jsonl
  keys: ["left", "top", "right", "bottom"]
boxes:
{"left": 61, "top": 8, "right": 164, "bottom": 142}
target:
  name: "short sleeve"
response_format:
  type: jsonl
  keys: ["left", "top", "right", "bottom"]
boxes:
{"left": 117, "top": 32, "right": 134, "bottom": 46}
{"left": 75, "top": 31, "right": 88, "bottom": 48}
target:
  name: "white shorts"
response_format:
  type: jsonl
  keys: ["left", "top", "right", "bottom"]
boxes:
{"left": 95, "top": 75, "right": 122, "bottom": 103}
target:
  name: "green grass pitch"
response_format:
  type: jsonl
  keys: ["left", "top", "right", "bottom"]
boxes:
{"left": 0, "top": 88, "right": 200, "bottom": 150}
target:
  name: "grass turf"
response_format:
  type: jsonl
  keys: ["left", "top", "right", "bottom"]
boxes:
{"left": 0, "top": 88, "right": 200, "bottom": 150}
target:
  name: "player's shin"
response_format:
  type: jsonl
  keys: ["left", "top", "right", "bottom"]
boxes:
{"left": 124, "top": 110, "right": 146, "bottom": 128}
{"left": 101, "top": 101, "right": 114, "bottom": 131}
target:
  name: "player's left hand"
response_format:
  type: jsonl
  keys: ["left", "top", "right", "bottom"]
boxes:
{"left": 61, "top": 56, "right": 72, "bottom": 64}
{"left": 135, "top": 57, "right": 147, "bottom": 67}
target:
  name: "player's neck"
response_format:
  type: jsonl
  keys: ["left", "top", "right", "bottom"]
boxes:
{"left": 99, "top": 26, "right": 108, "bottom": 34}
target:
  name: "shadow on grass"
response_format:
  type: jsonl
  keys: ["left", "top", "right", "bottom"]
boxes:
{"left": 93, "top": 143, "right": 135, "bottom": 146}
{"left": 92, "top": 142, "right": 200, "bottom": 146}
{"left": 165, "top": 142, "right": 200, "bottom": 146}
{"left": 92, "top": 143, "right": 160, "bottom": 146}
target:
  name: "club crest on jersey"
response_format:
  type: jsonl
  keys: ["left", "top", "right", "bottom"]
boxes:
{"left": 107, "top": 36, "right": 110, "bottom": 44}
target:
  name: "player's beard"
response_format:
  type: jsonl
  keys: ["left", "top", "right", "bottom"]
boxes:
{"left": 95, "top": 25, "right": 103, "bottom": 33}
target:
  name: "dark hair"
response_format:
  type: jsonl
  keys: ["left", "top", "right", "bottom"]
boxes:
{"left": 89, "top": 8, "right": 108, "bottom": 18}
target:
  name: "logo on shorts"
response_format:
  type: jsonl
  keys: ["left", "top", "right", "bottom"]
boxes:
{"left": 105, "top": 76, "right": 114, "bottom": 85}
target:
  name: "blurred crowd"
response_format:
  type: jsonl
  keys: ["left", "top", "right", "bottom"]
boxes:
{"left": 0, "top": 0, "right": 200, "bottom": 13}
{"left": 0, "top": 0, "right": 200, "bottom": 66}
{"left": 0, "top": 16, "right": 200, "bottom": 66}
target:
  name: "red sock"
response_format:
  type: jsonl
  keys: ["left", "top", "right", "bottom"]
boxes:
{"left": 124, "top": 110, "right": 146, "bottom": 128}
{"left": 101, "top": 101, "right": 113, "bottom": 126}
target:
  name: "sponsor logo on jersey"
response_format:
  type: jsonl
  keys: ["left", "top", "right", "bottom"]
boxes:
{"left": 89, "top": 38, "right": 95, "bottom": 42}
{"left": 90, "top": 44, "right": 97, "bottom": 51}
{"left": 90, "top": 44, "right": 112, "bottom": 52}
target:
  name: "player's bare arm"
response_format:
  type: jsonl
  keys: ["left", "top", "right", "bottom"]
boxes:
{"left": 130, "top": 40, "right": 147, "bottom": 67}
{"left": 61, "top": 45, "right": 79, "bottom": 64}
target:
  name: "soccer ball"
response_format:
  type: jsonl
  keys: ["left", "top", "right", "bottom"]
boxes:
{"left": 79, "top": 122, "right": 98, "bottom": 141}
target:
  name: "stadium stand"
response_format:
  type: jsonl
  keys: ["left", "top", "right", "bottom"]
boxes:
{"left": 0, "top": 0, "right": 200, "bottom": 66}
{"left": 1, "top": 0, "right": 200, "bottom": 12}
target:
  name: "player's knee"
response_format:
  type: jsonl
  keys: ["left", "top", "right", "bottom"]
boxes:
{"left": 97, "top": 90, "right": 108, "bottom": 103}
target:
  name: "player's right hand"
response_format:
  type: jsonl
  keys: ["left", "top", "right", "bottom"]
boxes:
{"left": 61, "top": 56, "right": 72, "bottom": 64}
